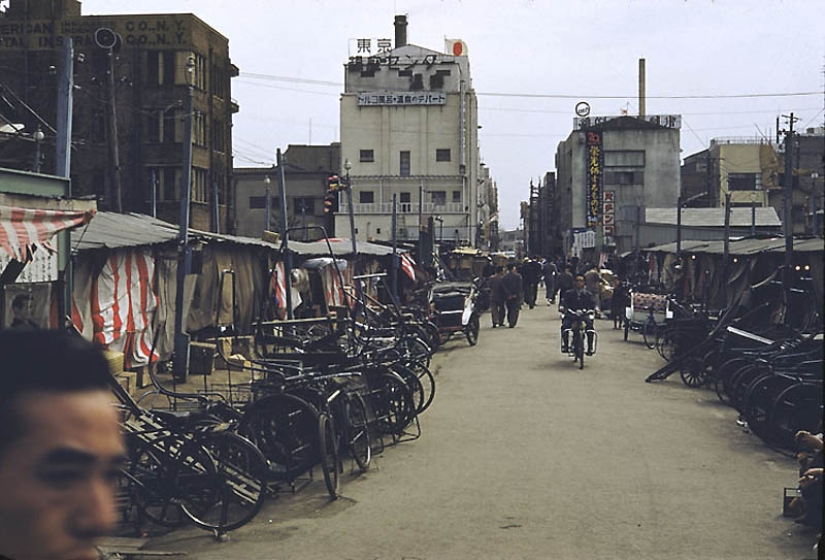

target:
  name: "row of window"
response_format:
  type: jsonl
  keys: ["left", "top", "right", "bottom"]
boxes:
{"left": 359, "top": 149, "right": 451, "bottom": 175}
{"left": 247, "top": 190, "right": 462, "bottom": 210}
{"left": 147, "top": 166, "right": 221, "bottom": 203}
{"left": 143, "top": 109, "right": 222, "bottom": 151}
{"left": 145, "top": 50, "right": 227, "bottom": 99}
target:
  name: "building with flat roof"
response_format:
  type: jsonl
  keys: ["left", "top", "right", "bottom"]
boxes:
{"left": 0, "top": 0, "right": 237, "bottom": 232}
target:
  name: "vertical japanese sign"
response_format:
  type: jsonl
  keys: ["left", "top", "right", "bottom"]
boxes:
{"left": 586, "top": 131, "right": 603, "bottom": 228}
{"left": 603, "top": 191, "right": 615, "bottom": 238}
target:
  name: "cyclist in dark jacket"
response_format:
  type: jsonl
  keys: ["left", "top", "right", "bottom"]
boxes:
{"left": 560, "top": 274, "right": 598, "bottom": 354}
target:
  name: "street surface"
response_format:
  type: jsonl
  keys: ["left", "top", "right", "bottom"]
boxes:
{"left": 147, "top": 304, "right": 818, "bottom": 560}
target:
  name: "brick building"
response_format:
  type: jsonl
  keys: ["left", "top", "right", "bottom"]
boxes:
{"left": 0, "top": 0, "right": 237, "bottom": 231}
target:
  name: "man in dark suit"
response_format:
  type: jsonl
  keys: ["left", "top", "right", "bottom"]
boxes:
{"left": 560, "top": 274, "right": 598, "bottom": 354}
{"left": 501, "top": 264, "right": 523, "bottom": 328}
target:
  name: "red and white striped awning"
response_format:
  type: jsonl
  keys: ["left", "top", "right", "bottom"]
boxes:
{"left": 0, "top": 205, "right": 95, "bottom": 262}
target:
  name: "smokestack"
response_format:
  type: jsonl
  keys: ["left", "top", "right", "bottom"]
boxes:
{"left": 638, "top": 58, "right": 646, "bottom": 118}
{"left": 394, "top": 15, "right": 407, "bottom": 48}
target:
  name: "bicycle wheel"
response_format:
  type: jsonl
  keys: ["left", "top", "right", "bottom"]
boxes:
{"left": 678, "top": 356, "right": 706, "bottom": 388}
{"left": 128, "top": 434, "right": 201, "bottom": 528}
{"left": 391, "top": 363, "right": 426, "bottom": 415}
{"left": 465, "top": 314, "right": 479, "bottom": 346}
{"left": 187, "top": 430, "right": 268, "bottom": 533}
{"left": 318, "top": 412, "right": 340, "bottom": 499}
{"left": 742, "top": 374, "right": 793, "bottom": 444}
{"left": 642, "top": 319, "right": 657, "bottom": 349}
{"left": 769, "top": 382, "right": 823, "bottom": 450}
{"left": 238, "top": 393, "right": 320, "bottom": 481}
{"left": 407, "top": 360, "right": 436, "bottom": 414}
{"left": 714, "top": 357, "right": 749, "bottom": 406}
{"left": 365, "top": 369, "right": 416, "bottom": 436}
{"left": 573, "top": 329, "right": 584, "bottom": 369}
{"left": 657, "top": 331, "right": 677, "bottom": 362}
{"left": 343, "top": 392, "right": 371, "bottom": 472}
{"left": 397, "top": 335, "right": 432, "bottom": 368}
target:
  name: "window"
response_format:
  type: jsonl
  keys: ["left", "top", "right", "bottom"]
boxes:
{"left": 162, "top": 168, "right": 178, "bottom": 201}
{"left": 452, "top": 190, "right": 461, "bottom": 203}
{"left": 431, "top": 191, "right": 446, "bottom": 205}
{"left": 400, "top": 151, "right": 411, "bottom": 177}
{"left": 400, "top": 192, "right": 411, "bottom": 213}
{"left": 728, "top": 173, "right": 758, "bottom": 191}
{"left": 605, "top": 170, "right": 644, "bottom": 185}
{"left": 360, "top": 149, "right": 374, "bottom": 163}
{"left": 359, "top": 191, "right": 374, "bottom": 204}
{"left": 436, "top": 149, "right": 451, "bottom": 162}
{"left": 604, "top": 151, "right": 645, "bottom": 167}
{"left": 249, "top": 196, "right": 266, "bottom": 209}
{"left": 294, "top": 197, "right": 315, "bottom": 215}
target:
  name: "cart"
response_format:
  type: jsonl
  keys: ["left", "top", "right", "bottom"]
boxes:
{"left": 429, "top": 282, "right": 480, "bottom": 346}
{"left": 624, "top": 291, "right": 672, "bottom": 347}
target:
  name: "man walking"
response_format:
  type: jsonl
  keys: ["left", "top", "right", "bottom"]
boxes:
{"left": 543, "top": 259, "right": 558, "bottom": 305}
{"left": 556, "top": 264, "right": 574, "bottom": 308}
{"left": 521, "top": 257, "right": 542, "bottom": 309}
{"left": 489, "top": 266, "right": 506, "bottom": 328}
{"left": 501, "top": 263, "right": 524, "bottom": 328}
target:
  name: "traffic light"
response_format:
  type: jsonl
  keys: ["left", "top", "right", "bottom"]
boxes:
{"left": 323, "top": 192, "right": 338, "bottom": 213}
{"left": 327, "top": 174, "right": 340, "bottom": 192}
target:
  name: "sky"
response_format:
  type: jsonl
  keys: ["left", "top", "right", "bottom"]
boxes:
{"left": 80, "top": 0, "right": 825, "bottom": 230}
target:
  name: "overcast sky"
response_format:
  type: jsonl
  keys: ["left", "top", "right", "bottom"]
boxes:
{"left": 81, "top": 0, "right": 824, "bottom": 230}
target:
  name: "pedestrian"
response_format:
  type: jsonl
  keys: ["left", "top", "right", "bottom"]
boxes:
{"left": 556, "top": 265, "right": 574, "bottom": 308}
{"left": 521, "top": 257, "right": 542, "bottom": 309}
{"left": 501, "top": 263, "right": 523, "bottom": 327}
{"left": 611, "top": 276, "right": 628, "bottom": 329}
{"left": 488, "top": 266, "right": 506, "bottom": 328}
{"left": 543, "top": 260, "right": 558, "bottom": 305}
{"left": 584, "top": 266, "right": 602, "bottom": 312}
{"left": 0, "top": 329, "right": 125, "bottom": 560}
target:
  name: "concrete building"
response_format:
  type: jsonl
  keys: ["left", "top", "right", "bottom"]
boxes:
{"left": 234, "top": 144, "right": 340, "bottom": 240}
{"left": 0, "top": 0, "right": 237, "bottom": 232}
{"left": 681, "top": 128, "right": 824, "bottom": 235}
{"left": 553, "top": 115, "right": 681, "bottom": 258}
{"left": 336, "top": 15, "right": 480, "bottom": 248}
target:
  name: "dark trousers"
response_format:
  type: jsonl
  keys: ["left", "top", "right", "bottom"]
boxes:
{"left": 524, "top": 283, "right": 538, "bottom": 308}
{"left": 505, "top": 299, "right": 521, "bottom": 327}
{"left": 491, "top": 299, "right": 505, "bottom": 326}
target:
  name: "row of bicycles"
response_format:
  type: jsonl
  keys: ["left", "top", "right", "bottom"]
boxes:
{"left": 641, "top": 288, "right": 823, "bottom": 453}
{"left": 108, "top": 282, "right": 444, "bottom": 538}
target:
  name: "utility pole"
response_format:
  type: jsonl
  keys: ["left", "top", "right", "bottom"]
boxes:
{"left": 105, "top": 46, "right": 123, "bottom": 212}
{"left": 722, "top": 192, "right": 731, "bottom": 307}
{"left": 391, "top": 194, "right": 398, "bottom": 301}
{"left": 172, "top": 57, "right": 196, "bottom": 382}
{"left": 55, "top": 39, "right": 74, "bottom": 326}
{"left": 277, "top": 149, "right": 294, "bottom": 319}
{"left": 780, "top": 113, "right": 797, "bottom": 324}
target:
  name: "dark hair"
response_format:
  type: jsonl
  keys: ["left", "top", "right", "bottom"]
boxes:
{"left": 0, "top": 330, "right": 112, "bottom": 457}
{"left": 575, "top": 274, "right": 585, "bottom": 281}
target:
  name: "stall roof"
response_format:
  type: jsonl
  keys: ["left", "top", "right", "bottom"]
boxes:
{"left": 644, "top": 236, "right": 823, "bottom": 255}
{"left": 645, "top": 207, "right": 781, "bottom": 227}
{"left": 286, "top": 238, "right": 398, "bottom": 257}
{"left": 72, "top": 212, "right": 279, "bottom": 251}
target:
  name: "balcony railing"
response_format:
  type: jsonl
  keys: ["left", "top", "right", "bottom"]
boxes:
{"left": 339, "top": 201, "right": 465, "bottom": 215}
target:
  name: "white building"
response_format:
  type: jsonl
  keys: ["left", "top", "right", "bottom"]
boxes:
{"left": 336, "top": 16, "right": 481, "bottom": 247}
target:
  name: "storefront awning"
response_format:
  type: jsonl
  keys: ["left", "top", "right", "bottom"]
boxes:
{"left": 0, "top": 205, "right": 95, "bottom": 262}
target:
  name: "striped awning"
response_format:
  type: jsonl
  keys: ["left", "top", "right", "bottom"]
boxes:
{"left": 0, "top": 205, "right": 95, "bottom": 262}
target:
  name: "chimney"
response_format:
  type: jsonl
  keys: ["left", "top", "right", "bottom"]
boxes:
{"left": 394, "top": 15, "right": 407, "bottom": 48}
{"left": 638, "top": 58, "right": 646, "bottom": 118}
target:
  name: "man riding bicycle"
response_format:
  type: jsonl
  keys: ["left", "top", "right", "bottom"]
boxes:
{"left": 560, "top": 274, "right": 598, "bottom": 355}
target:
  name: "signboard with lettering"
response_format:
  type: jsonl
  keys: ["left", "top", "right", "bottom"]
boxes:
{"left": 574, "top": 114, "right": 681, "bottom": 130}
{"left": 603, "top": 190, "right": 615, "bottom": 239}
{"left": 357, "top": 92, "right": 446, "bottom": 106}
{"left": 0, "top": 17, "right": 190, "bottom": 50}
{"left": 0, "top": 249, "right": 58, "bottom": 283}
{"left": 585, "top": 131, "right": 603, "bottom": 229}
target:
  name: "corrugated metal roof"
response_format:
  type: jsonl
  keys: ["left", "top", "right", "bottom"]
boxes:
{"left": 73, "top": 212, "right": 280, "bottom": 252}
{"left": 645, "top": 207, "right": 782, "bottom": 227}
{"left": 286, "top": 238, "right": 397, "bottom": 256}
{"left": 645, "top": 236, "right": 823, "bottom": 255}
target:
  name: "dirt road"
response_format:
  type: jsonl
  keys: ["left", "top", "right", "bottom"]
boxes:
{"left": 146, "top": 304, "right": 818, "bottom": 559}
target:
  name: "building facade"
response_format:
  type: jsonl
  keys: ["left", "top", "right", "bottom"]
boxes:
{"left": 336, "top": 16, "right": 481, "bottom": 247}
{"left": 0, "top": 0, "right": 236, "bottom": 232}
{"left": 553, "top": 115, "right": 681, "bottom": 257}
{"left": 234, "top": 144, "right": 340, "bottom": 240}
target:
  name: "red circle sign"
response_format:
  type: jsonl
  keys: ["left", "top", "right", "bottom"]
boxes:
{"left": 452, "top": 41, "right": 464, "bottom": 56}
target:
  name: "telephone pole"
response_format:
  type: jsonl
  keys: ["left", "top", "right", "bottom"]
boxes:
{"left": 780, "top": 113, "right": 797, "bottom": 324}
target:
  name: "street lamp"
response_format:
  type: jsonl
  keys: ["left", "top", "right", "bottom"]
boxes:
{"left": 32, "top": 126, "right": 44, "bottom": 173}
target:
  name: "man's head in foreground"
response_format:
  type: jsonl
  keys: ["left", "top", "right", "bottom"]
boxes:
{"left": 0, "top": 329, "right": 124, "bottom": 560}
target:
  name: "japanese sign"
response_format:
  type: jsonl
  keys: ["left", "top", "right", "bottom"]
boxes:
{"left": 585, "top": 131, "right": 603, "bottom": 229}
{"left": 603, "top": 190, "right": 615, "bottom": 238}
{"left": 0, "top": 249, "right": 58, "bottom": 283}
{"left": 348, "top": 37, "right": 394, "bottom": 56}
{"left": 357, "top": 92, "right": 446, "bottom": 106}
{"left": 574, "top": 114, "right": 681, "bottom": 130}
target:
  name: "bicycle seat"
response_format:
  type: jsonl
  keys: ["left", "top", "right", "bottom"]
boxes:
{"left": 153, "top": 409, "right": 218, "bottom": 429}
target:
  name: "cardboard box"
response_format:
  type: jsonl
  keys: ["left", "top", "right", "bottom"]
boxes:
{"left": 129, "top": 365, "right": 152, "bottom": 389}
{"left": 116, "top": 372, "right": 137, "bottom": 397}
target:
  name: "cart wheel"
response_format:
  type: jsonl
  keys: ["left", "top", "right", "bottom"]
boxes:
{"left": 679, "top": 357, "right": 706, "bottom": 388}
{"left": 466, "top": 315, "right": 479, "bottom": 346}
{"left": 642, "top": 319, "right": 657, "bottom": 349}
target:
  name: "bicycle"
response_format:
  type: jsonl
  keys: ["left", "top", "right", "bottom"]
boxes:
{"left": 562, "top": 309, "right": 597, "bottom": 370}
